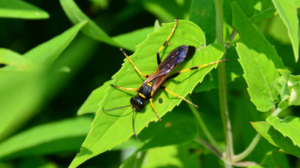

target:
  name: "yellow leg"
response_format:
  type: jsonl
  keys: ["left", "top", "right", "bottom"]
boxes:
{"left": 181, "top": 59, "right": 228, "bottom": 73}
{"left": 158, "top": 18, "right": 178, "bottom": 53}
{"left": 120, "top": 48, "right": 148, "bottom": 78}
{"left": 167, "top": 59, "right": 228, "bottom": 80}
{"left": 149, "top": 98, "right": 162, "bottom": 122}
{"left": 110, "top": 84, "right": 138, "bottom": 92}
{"left": 163, "top": 87, "right": 198, "bottom": 108}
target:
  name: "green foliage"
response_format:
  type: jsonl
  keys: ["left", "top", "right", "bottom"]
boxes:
{"left": 232, "top": 2, "right": 284, "bottom": 112}
{"left": 267, "top": 116, "right": 300, "bottom": 147}
{"left": 0, "top": 0, "right": 49, "bottom": 19}
{"left": 1, "top": 0, "right": 300, "bottom": 168}
{"left": 69, "top": 20, "right": 224, "bottom": 168}
{"left": 272, "top": 69, "right": 300, "bottom": 109}
{"left": 252, "top": 121, "right": 300, "bottom": 157}
{"left": 0, "top": 117, "right": 92, "bottom": 161}
{"left": 261, "top": 152, "right": 281, "bottom": 168}
{"left": 271, "top": 0, "right": 299, "bottom": 62}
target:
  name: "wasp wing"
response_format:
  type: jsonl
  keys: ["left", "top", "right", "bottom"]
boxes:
{"left": 144, "top": 45, "right": 188, "bottom": 92}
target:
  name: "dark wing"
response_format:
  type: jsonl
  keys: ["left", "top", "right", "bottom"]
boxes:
{"left": 144, "top": 45, "right": 188, "bottom": 84}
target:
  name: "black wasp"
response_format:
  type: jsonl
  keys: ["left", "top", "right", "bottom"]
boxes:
{"left": 104, "top": 18, "right": 227, "bottom": 141}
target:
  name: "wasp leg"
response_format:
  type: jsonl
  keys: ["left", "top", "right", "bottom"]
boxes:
{"left": 119, "top": 48, "right": 149, "bottom": 78}
{"left": 157, "top": 18, "right": 178, "bottom": 65}
{"left": 166, "top": 59, "right": 228, "bottom": 81}
{"left": 110, "top": 84, "right": 139, "bottom": 92}
{"left": 161, "top": 86, "right": 198, "bottom": 108}
{"left": 149, "top": 98, "right": 162, "bottom": 122}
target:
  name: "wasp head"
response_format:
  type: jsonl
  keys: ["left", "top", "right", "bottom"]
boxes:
{"left": 130, "top": 97, "right": 145, "bottom": 111}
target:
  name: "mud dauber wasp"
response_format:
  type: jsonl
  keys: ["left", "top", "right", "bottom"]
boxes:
{"left": 103, "top": 18, "right": 227, "bottom": 141}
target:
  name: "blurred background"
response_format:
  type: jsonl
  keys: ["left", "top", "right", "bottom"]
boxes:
{"left": 0, "top": 0, "right": 300, "bottom": 167}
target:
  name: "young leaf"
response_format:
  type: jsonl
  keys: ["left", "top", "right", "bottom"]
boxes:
{"left": 77, "top": 80, "right": 111, "bottom": 115}
{"left": 69, "top": 20, "right": 225, "bottom": 168}
{"left": 267, "top": 116, "right": 300, "bottom": 148}
{"left": 24, "top": 21, "right": 87, "bottom": 67}
{"left": 271, "top": 0, "right": 299, "bottom": 62}
{"left": 0, "top": 117, "right": 92, "bottom": 161}
{"left": 252, "top": 121, "right": 300, "bottom": 157}
{"left": 59, "top": 0, "right": 117, "bottom": 46}
{"left": 0, "top": 49, "right": 34, "bottom": 68}
{"left": 272, "top": 69, "right": 300, "bottom": 107}
{"left": 232, "top": 2, "right": 285, "bottom": 112}
{"left": 286, "top": 73, "right": 300, "bottom": 106}
{"left": 272, "top": 69, "right": 290, "bottom": 109}
{"left": 0, "top": 0, "right": 49, "bottom": 19}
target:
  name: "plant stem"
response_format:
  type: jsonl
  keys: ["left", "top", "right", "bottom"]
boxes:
{"left": 232, "top": 134, "right": 261, "bottom": 162}
{"left": 195, "top": 137, "right": 222, "bottom": 159}
{"left": 187, "top": 95, "right": 223, "bottom": 153}
{"left": 214, "top": 0, "right": 234, "bottom": 166}
{"left": 231, "top": 107, "right": 282, "bottom": 162}
{"left": 272, "top": 107, "right": 283, "bottom": 116}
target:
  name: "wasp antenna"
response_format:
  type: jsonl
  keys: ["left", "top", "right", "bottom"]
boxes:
{"left": 132, "top": 109, "right": 140, "bottom": 142}
{"left": 102, "top": 105, "right": 131, "bottom": 111}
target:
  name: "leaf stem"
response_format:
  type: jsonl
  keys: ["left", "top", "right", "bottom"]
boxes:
{"left": 187, "top": 95, "right": 223, "bottom": 153}
{"left": 232, "top": 134, "right": 261, "bottom": 162}
{"left": 214, "top": 0, "right": 234, "bottom": 166}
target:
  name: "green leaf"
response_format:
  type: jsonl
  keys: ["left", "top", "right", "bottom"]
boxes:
{"left": 295, "top": 0, "right": 300, "bottom": 6}
{"left": 0, "top": 0, "right": 49, "bottom": 19}
{"left": 77, "top": 80, "right": 111, "bottom": 115}
{"left": 140, "top": 0, "right": 191, "bottom": 22}
{"left": 18, "top": 157, "right": 57, "bottom": 168}
{"left": 0, "top": 49, "right": 34, "bottom": 68}
{"left": 267, "top": 116, "right": 300, "bottom": 148}
{"left": 141, "top": 145, "right": 200, "bottom": 168}
{"left": 59, "top": 0, "right": 117, "bottom": 46}
{"left": 24, "top": 21, "right": 87, "bottom": 67}
{"left": 236, "top": 0, "right": 277, "bottom": 23}
{"left": 252, "top": 121, "right": 300, "bottom": 157}
{"left": 120, "top": 151, "right": 146, "bottom": 168}
{"left": 0, "top": 117, "right": 92, "bottom": 161}
{"left": 112, "top": 27, "right": 153, "bottom": 51}
{"left": 139, "top": 121, "right": 197, "bottom": 151}
{"left": 0, "top": 71, "right": 43, "bottom": 136}
{"left": 189, "top": 0, "right": 216, "bottom": 44}
{"left": 121, "top": 119, "right": 198, "bottom": 168}
{"left": 248, "top": 166, "right": 263, "bottom": 168}
{"left": 261, "top": 152, "right": 281, "bottom": 168}
{"left": 232, "top": 2, "right": 285, "bottom": 112}
{"left": 228, "top": 0, "right": 300, "bottom": 24}
{"left": 69, "top": 20, "right": 224, "bottom": 168}
{"left": 271, "top": 0, "right": 299, "bottom": 62}
{"left": 194, "top": 47, "right": 243, "bottom": 92}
